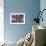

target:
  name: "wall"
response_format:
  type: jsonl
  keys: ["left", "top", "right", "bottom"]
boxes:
{"left": 40, "top": 0, "right": 46, "bottom": 26}
{"left": 4, "top": 0, "right": 40, "bottom": 42}
{"left": 0, "top": 0, "right": 4, "bottom": 42}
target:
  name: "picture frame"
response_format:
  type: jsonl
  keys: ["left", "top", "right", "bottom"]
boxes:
{"left": 10, "top": 13, "right": 25, "bottom": 24}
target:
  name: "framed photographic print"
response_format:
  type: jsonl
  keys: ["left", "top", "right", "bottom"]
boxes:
{"left": 10, "top": 13, "right": 25, "bottom": 24}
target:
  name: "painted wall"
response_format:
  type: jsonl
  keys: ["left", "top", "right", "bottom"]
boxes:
{"left": 4, "top": 0, "right": 40, "bottom": 42}
{"left": 40, "top": 0, "right": 46, "bottom": 27}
